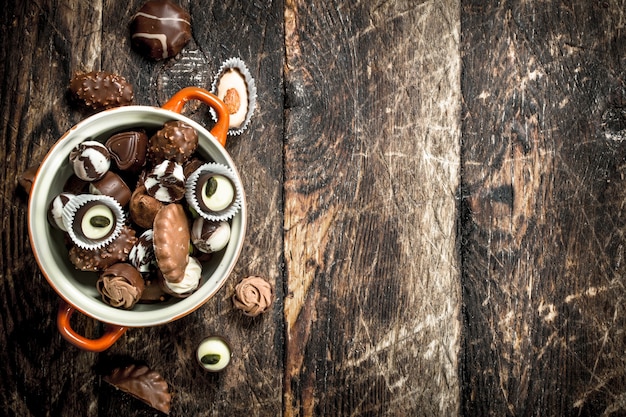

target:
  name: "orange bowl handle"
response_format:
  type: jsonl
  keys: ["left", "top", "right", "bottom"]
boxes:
{"left": 162, "top": 87, "right": 230, "bottom": 147}
{"left": 57, "top": 301, "right": 128, "bottom": 352}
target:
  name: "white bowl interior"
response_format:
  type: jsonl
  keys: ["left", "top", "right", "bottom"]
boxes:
{"left": 28, "top": 106, "right": 246, "bottom": 327}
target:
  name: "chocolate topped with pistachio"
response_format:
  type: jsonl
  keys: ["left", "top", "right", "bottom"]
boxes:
{"left": 130, "top": 0, "right": 192, "bottom": 60}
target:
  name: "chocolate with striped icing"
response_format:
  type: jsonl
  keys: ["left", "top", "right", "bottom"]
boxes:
{"left": 130, "top": 0, "right": 192, "bottom": 60}
{"left": 144, "top": 160, "right": 186, "bottom": 203}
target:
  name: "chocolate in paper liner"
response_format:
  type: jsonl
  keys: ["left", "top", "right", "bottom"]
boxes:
{"left": 62, "top": 194, "right": 125, "bottom": 250}
{"left": 210, "top": 57, "right": 257, "bottom": 136}
{"left": 185, "top": 163, "right": 242, "bottom": 222}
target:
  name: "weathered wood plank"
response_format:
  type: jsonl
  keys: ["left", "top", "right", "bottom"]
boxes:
{"left": 460, "top": 1, "right": 626, "bottom": 415}
{"left": 2, "top": 0, "right": 285, "bottom": 415}
{"left": 283, "top": 0, "right": 461, "bottom": 415}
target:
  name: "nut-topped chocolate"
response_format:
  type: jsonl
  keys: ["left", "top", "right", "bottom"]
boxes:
{"left": 148, "top": 120, "right": 198, "bottom": 164}
{"left": 69, "top": 71, "right": 134, "bottom": 110}
{"left": 130, "top": 0, "right": 192, "bottom": 60}
{"left": 106, "top": 131, "right": 148, "bottom": 173}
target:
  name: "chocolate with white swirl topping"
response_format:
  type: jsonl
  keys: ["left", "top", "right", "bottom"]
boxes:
{"left": 130, "top": 0, "right": 192, "bottom": 60}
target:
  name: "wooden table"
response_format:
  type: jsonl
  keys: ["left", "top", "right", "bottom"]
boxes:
{"left": 1, "top": 0, "right": 625, "bottom": 415}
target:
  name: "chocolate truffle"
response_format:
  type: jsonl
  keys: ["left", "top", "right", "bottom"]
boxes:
{"left": 129, "top": 185, "right": 163, "bottom": 229}
{"left": 130, "top": 0, "right": 192, "bottom": 60}
{"left": 104, "top": 364, "right": 171, "bottom": 415}
{"left": 68, "top": 225, "right": 137, "bottom": 272}
{"left": 90, "top": 171, "right": 132, "bottom": 206}
{"left": 69, "top": 71, "right": 134, "bottom": 110}
{"left": 196, "top": 336, "right": 231, "bottom": 372}
{"left": 148, "top": 120, "right": 198, "bottom": 164}
{"left": 129, "top": 229, "right": 155, "bottom": 274}
{"left": 105, "top": 131, "right": 148, "bottom": 173}
{"left": 153, "top": 203, "right": 190, "bottom": 283}
{"left": 232, "top": 276, "right": 274, "bottom": 317}
{"left": 47, "top": 192, "right": 75, "bottom": 231}
{"left": 69, "top": 141, "right": 111, "bottom": 181}
{"left": 97, "top": 263, "right": 145, "bottom": 310}
{"left": 191, "top": 218, "right": 230, "bottom": 253}
{"left": 144, "top": 160, "right": 186, "bottom": 203}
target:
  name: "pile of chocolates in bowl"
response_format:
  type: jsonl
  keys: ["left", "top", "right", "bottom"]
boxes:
{"left": 47, "top": 122, "right": 243, "bottom": 310}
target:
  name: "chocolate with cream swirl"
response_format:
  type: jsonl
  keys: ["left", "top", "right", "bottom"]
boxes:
{"left": 97, "top": 263, "right": 145, "bottom": 309}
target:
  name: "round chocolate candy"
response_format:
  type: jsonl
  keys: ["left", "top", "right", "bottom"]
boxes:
{"left": 130, "top": 0, "right": 192, "bottom": 60}
{"left": 105, "top": 131, "right": 148, "bottom": 173}
{"left": 69, "top": 141, "right": 111, "bottom": 181}
{"left": 196, "top": 173, "right": 234, "bottom": 212}
{"left": 47, "top": 192, "right": 75, "bottom": 231}
{"left": 144, "top": 160, "right": 186, "bottom": 203}
{"left": 196, "top": 336, "right": 232, "bottom": 372}
{"left": 63, "top": 194, "right": 125, "bottom": 250}
{"left": 129, "top": 230, "right": 155, "bottom": 274}
{"left": 191, "top": 218, "right": 230, "bottom": 254}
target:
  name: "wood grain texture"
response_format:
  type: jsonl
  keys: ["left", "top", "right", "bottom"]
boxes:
{"left": 1, "top": 0, "right": 284, "bottom": 416}
{"left": 460, "top": 0, "right": 626, "bottom": 415}
{"left": 283, "top": 0, "right": 461, "bottom": 415}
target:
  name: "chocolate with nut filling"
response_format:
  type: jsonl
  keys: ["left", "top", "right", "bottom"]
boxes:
{"left": 131, "top": 0, "right": 192, "bottom": 60}
{"left": 148, "top": 120, "right": 198, "bottom": 164}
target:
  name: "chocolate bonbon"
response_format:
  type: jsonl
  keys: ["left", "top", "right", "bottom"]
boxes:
{"left": 69, "top": 141, "right": 111, "bottom": 182}
{"left": 191, "top": 218, "right": 230, "bottom": 253}
{"left": 196, "top": 336, "right": 232, "bottom": 372}
{"left": 62, "top": 194, "right": 125, "bottom": 250}
{"left": 89, "top": 171, "right": 132, "bottom": 206}
{"left": 211, "top": 58, "right": 257, "bottom": 135}
{"left": 144, "top": 160, "right": 186, "bottom": 203}
{"left": 97, "top": 263, "right": 145, "bottom": 309}
{"left": 106, "top": 131, "right": 148, "bottom": 173}
{"left": 47, "top": 192, "right": 75, "bottom": 231}
{"left": 148, "top": 120, "right": 198, "bottom": 164}
{"left": 68, "top": 225, "right": 137, "bottom": 272}
{"left": 153, "top": 203, "right": 190, "bottom": 283}
{"left": 232, "top": 276, "right": 274, "bottom": 317}
{"left": 69, "top": 71, "right": 134, "bottom": 110}
{"left": 130, "top": 0, "right": 192, "bottom": 60}
{"left": 104, "top": 364, "right": 171, "bottom": 414}
{"left": 185, "top": 163, "right": 242, "bottom": 222}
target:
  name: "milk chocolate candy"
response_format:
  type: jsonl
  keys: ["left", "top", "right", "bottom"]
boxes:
{"left": 104, "top": 364, "right": 171, "bottom": 415}
{"left": 148, "top": 120, "right": 198, "bottom": 164}
{"left": 90, "top": 171, "right": 132, "bottom": 206}
{"left": 69, "top": 71, "right": 134, "bottom": 110}
{"left": 105, "top": 131, "right": 148, "bottom": 173}
{"left": 131, "top": 0, "right": 192, "bottom": 60}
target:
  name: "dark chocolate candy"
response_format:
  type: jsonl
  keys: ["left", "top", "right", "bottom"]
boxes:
{"left": 130, "top": 0, "right": 192, "bottom": 60}
{"left": 69, "top": 225, "right": 137, "bottom": 272}
{"left": 69, "top": 71, "right": 134, "bottom": 110}
{"left": 104, "top": 364, "right": 171, "bottom": 415}
{"left": 106, "top": 131, "right": 148, "bottom": 173}
{"left": 148, "top": 120, "right": 198, "bottom": 164}
{"left": 90, "top": 171, "right": 132, "bottom": 206}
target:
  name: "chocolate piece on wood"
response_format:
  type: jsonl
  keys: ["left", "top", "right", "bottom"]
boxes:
{"left": 130, "top": 0, "right": 192, "bottom": 60}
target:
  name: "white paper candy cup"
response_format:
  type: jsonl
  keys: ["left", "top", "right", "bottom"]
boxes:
{"left": 210, "top": 57, "right": 257, "bottom": 136}
{"left": 62, "top": 194, "right": 125, "bottom": 250}
{"left": 185, "top": 163, "right": 243, "bottom": 222}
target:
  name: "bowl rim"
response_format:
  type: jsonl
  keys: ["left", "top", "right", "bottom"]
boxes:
{"left": 27, "top": 105, "right": 247, "bottom": 327}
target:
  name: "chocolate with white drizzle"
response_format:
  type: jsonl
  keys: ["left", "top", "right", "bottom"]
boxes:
{"left": 130, "top": 0, "right": 192, "bottom": 60}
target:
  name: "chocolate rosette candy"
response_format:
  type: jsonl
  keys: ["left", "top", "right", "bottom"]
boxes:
{"left": 232, "top": 276, "right": 274, "bottom": 317}
{"left": 97, "top": 263, "right": 145, "bottom": 310}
